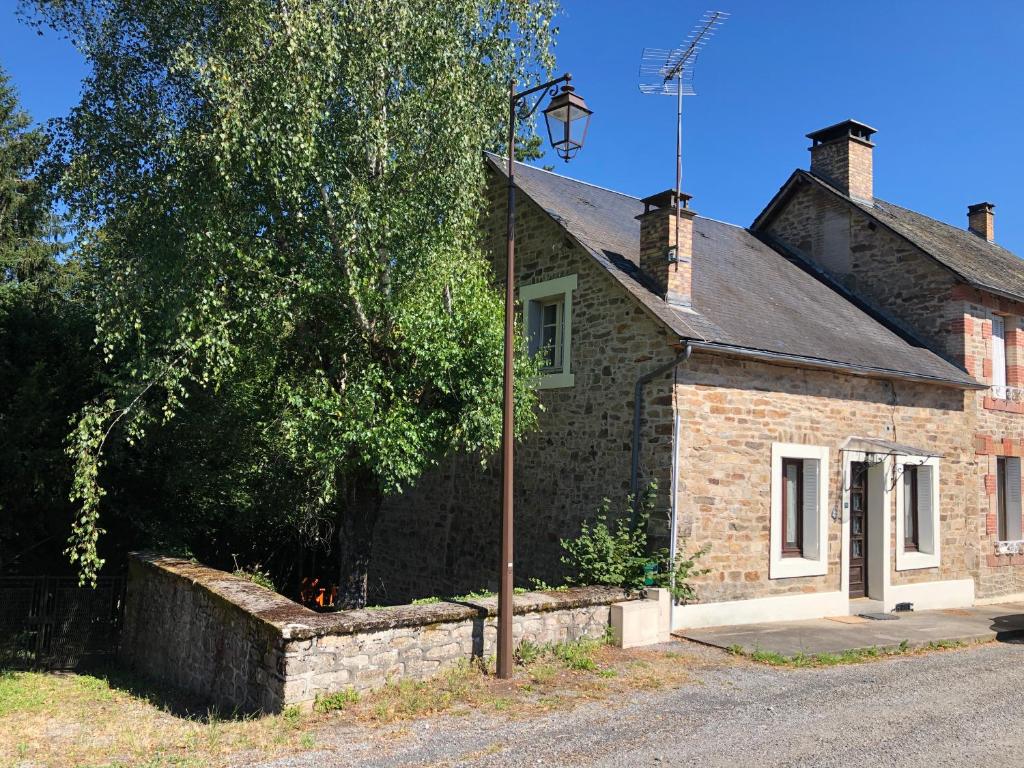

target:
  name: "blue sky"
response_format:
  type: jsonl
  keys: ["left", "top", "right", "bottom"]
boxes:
{"left": 3, "top": 0, "right": 1023, "bottom": 252}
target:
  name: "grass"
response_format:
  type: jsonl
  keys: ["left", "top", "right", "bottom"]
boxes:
{"left": 0, "top": 637, "right": 703, "bottom": 766}
{"left": 727, "top": 638, "right": 968, "bottom": 667}
{"left": 0, "top": 667, "right": 316, "bottom": 768}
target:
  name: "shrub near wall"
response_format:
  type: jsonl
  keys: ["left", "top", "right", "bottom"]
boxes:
{"left": 120, "top": 554, "right": 628, "bottom": 714}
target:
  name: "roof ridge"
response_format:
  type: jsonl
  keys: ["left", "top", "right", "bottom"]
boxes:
{"left": 872, "top": 196, "right": 1019, "bottom": 256}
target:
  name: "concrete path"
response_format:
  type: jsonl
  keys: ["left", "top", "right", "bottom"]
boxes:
{"left": 678, "top": 601, "right": 1024, "bottom": 656}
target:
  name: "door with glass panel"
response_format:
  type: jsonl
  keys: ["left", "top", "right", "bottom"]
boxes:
{"left": 848, "top": 461, "right": 869, "bottom": 598}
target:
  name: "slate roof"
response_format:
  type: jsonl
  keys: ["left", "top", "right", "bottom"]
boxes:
{"left": 790, "top": 170, "right": 1024, "bottom": 302}
{"left": 485, "top": 153, "right": 978, "bottom": 389}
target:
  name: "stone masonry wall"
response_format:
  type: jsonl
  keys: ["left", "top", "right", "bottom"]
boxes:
{"left": 371, "top": 168, "right": 679, "bottom": 603}
{"left": 962, "top": 285, "right": 1024, "bottom": 597}
{"left": 762, "top": 178, "right": 960, "bottom": 358}
{"left": 120, "top": 554, "right": 290, "bottom": 714}
{"left": 764, "top": 180, "right": 1024, "bottom": 600}
{"left": 122, "top": 554, "right": 625, "bottom": 714}
{"left": 674, "top": 352, "right": 975, "bottom": 603}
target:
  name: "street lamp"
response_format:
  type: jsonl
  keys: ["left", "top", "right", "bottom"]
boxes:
{"left": 498, "top": 73, "right": 591, "bottom": 680}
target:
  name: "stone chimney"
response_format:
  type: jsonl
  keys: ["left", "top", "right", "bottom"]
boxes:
{"left": 636, "top": 189, "right": 695, "bottom": 308}
{"left": 968, "top": 202, "right": 995, "bottom": 242}
{"left": 806, "top": 119, "right": 877, "bottom": 203}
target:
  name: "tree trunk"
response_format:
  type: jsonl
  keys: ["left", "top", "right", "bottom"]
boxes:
{"left": 337, "top": 475, "right": 382, "bottom": 609}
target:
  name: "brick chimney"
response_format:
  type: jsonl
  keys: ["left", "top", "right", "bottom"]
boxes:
{"left": 636, "top": 189, "right": 695, "bottom": 308}
{"left": 968, "top": 202, "right": 995, "bottom": 242}
{"left": 806, "top": 119, "right": 877, "bottom": 203}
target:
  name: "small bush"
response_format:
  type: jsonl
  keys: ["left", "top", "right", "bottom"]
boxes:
{"left": 560, "top": 482, "right": 710, "bottom": 601}
{"left": 314, "top": 688, "right": 360, "bottom": 713}
{"left": 231, "top": 555, "right": 275, "bottom": 591}
{"left": 515, "top": 640, "right": 543, "bottom": 665}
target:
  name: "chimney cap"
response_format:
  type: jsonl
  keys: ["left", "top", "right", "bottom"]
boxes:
{"left": 806, "top": 119, "right": 877, "bottom": 147}
{"left": 968, "top": 201, "right": 995, "bottom": 214}
{"left": 638, "top": 189, "right": 693, "bottom": 216}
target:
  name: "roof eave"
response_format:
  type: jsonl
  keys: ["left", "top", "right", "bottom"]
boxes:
{"left": 684, "top": 340, "right": 983, "bottom": 391}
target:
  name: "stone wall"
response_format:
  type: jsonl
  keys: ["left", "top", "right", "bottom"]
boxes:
{"left": 371, "top": 168, "right": 679, "bottom": 602}
{"left": 121, "top": 553, "right": 626, "bottom": 714}
{"left": 761, "top": 177, "right": 960, "bottom": 357}
{"left": 674, "top": 351, "right": 975, "bottom": 603}
{"left": 763, "top": 177, "right": 1024, "bottom": 600}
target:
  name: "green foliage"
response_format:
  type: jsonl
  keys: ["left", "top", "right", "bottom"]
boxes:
{"left": 0, "top": 66, "right": 100, "bottom": 574}
{"left": 560, "top": 489, "right": 653, "bottom": 592}
{"left": 551, "top": 637, "right": 601, "bottom": 671}
{"left": 410, "top": 596, "right": 442, "bottom": 605}
{"left": 231, "top": 557, "right": 276, "bottom": 591}
{"left": 26, "top": 0, "right": 559, "bottom": 587}
{"left": 314, "top": 688, "right": 360, "bottom": 713}
{"left": 526, "top": 578, "right": 568, "bottom": 592}
{"left": 514, "top": 639, "right": 543, "bottom": 665}
{"left": 513, "top": 635, "right": 605, "bottom": 672}
{"left": 559, "top": 483, "right": 710, "bottom": 601}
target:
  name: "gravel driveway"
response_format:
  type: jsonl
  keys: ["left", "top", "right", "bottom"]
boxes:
{"left": 251, "top": 640, "right": 1024, "bottom": 768}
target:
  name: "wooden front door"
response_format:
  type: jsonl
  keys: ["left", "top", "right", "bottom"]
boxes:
{"left": 849, "top": 461, "right": 869, "bottom": 598}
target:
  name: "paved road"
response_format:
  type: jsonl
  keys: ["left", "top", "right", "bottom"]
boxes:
{"left": 255, "top": 640, "right": 1024, "bottom": 768}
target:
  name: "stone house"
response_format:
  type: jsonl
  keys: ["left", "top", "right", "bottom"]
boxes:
{"left": 372, "top": 119, "right": 1024, "bottom": 630}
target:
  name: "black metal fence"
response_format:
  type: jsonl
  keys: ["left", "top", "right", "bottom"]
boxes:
{"left": 0, "top": 576, "right": 125, "bottom": 670}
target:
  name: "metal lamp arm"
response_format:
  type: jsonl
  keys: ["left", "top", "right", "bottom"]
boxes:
{"left": 512, "top": 72, "right": 571, "bottom": 117}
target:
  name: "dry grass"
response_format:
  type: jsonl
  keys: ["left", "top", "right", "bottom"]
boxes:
{"left": 0, "top": 668, "right": 315, "bottom": 768}
{"left": 0, "top": 641, "right": 709, "bottom": 767}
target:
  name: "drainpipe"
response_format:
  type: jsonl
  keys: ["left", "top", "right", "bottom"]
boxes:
{"left": 666, "top": 410, "right": 686, "bottom": 633}
{"left": 630, "top": 342, "right": 693, "bottom": 526}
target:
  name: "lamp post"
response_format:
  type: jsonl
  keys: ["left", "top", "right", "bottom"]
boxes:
{"left": 498, "top": 74, "right": 591, "bottom": 680}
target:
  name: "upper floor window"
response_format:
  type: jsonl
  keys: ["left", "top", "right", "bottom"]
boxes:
{"left": 520, "top": 274, "right": 577, "bottom": 389}
{"left": 992, "top": 315, "right": 1008, "bottom": 399}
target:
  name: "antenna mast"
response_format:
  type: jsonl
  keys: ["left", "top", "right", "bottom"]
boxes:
{"left": 639, "top": 10, "right": 728, "bottom": 261}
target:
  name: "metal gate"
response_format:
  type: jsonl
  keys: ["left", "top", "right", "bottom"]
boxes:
{"left": 0, "top": 576, "right": 125, "bottom": 670}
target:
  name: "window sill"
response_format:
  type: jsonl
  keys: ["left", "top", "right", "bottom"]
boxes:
{"left": 769, "top": 555, "right": 827, "bottom": 579}
{"left": 895, "top": 549, "right": 939, "bottom": 571}
{"left": 537, "top": 372, "right": 575, "bottom": 390}
{"left": 995, "top": 540, "right": 1024, "bottom": 555}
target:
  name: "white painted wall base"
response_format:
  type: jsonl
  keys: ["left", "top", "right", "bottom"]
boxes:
{"left": 610, "top": 589, "right": 672, "bottom": 647}
{"left": 672, "top": 591, "right": 848, "bottom": 631}
{"left": 882, "top": 579, "right": 975, "bottom": 612}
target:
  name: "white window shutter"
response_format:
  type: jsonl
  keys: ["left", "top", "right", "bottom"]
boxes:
{"left": 1007, "top": 457, "right": 1023, "bottom": 541}
{"left": 992, "top": 316, "right": 1007, "bottom": 397}
{"left": 802, "top": 458, "right": 820, "bottom": 559}
{"left": 916, "top": 465, "right": 935, "bottom": 554}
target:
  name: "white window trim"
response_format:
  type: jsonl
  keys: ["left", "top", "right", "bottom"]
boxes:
{"left": 770, "top": 443, "right": 829, "bottom": 579}
{"left": 895, "top": 455, "right": 941, "bottom": 571}
{"left": 520, "top": 274, "right": 576, "bottom": 389}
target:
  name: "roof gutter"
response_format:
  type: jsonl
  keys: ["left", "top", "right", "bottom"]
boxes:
{"left": 686, "top": 341, "right": 983, "bottom": 390}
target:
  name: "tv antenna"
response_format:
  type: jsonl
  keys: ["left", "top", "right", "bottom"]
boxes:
{"left": 639, "top": 10, "right": 728, "bottom": 259}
